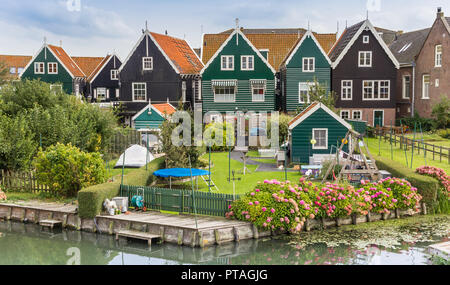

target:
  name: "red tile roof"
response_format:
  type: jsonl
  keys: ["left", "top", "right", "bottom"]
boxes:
{"left": 72, "top": 56, "right": 105, "bottom": 78}
{"left": 48, "top": 45, "right": 85, "bottom": 77}
{"left": 150, "top": 32, "right": 203, "bottom": 74}
{"left": 153, "top": 103, "right": 176, "bottom": 115}
{"left": 0, "top": 55, "right": 32, "bottom": 79}
{"left": 288, "top": 102, "right": 319, "bottom": 127}
{"left": 86, "top": 55, "right": 111, "bottom": 82}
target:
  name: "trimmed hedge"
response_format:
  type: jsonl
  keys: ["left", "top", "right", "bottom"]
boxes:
{"left": 374, "top": 156, "right": 440, "bottom": 211}
{"left": 78, "top": 157, "right": 165, "bottom": 218}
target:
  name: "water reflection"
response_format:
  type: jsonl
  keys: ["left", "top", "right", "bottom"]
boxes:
{"left": 0, "top": 219, "right": 447, "bottom": 265}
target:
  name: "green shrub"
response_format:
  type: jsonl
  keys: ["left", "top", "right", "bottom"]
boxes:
{"left": 204, "top": 122, "right": 235, "bottom": 151}
{"left": 374, "top": 155, "right": 440, "bottom": 211}
{"left": 438, "top": 129, "right": 450, "bottom": 139}
{"left": 77, "top": 157, "right": 165, "bottom": 218}
{"left": 34, "top": 143, "right": 106, "bottom": 197}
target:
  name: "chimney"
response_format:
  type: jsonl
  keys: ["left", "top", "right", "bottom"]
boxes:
{"left": 165, "top": 30, "right": 168, "bottom": 35}
{"left": 437, "top": 7, "right": 444, "bottom": 18}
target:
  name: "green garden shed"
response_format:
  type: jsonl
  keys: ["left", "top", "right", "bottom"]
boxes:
{"left": 288, "top": 102, "right": 353, "bottom": 164}
{"left": 132, "top": 102, "right": 176, "bottom": 131}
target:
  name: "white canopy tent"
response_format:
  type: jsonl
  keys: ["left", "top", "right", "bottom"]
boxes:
{"left": 114, "top": 144, "right": 154, "bottom": 168}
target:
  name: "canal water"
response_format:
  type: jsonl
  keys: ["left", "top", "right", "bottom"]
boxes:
{"left": 0, "top": 215, "right": 448, "bottom": 265}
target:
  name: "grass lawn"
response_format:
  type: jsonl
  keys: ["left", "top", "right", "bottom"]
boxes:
{"left": 366, "top": 137, "right": 450, "bottom": 173}
{"left": 404, "top": 132, "right": 450, "bottom": 148}
{"left": 1, "top": 192, "right": 77, "bottom": 204}
{"left": 105, "top": 159, "right": 134, "bottom": 179}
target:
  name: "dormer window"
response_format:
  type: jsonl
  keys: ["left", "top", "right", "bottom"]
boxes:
{"left": 302, "top": 57, "right": 315, "bottom": 72}
{"left": 358, "top": 51, "right": 372, "bottom": 67}
{"left": 363, "top": 35, "right": 370, "bottom": 44}
{"left": 142, "top": 57, "right": 153, "bottom": 71}
{"left": 48, "top": 62, "right": 58, "bottom": 74}
{"left": 34, "top": 62, "right": 45, "bottom": 74}
{"left": 111, "top": 69, "right": 118, "bottom": 80}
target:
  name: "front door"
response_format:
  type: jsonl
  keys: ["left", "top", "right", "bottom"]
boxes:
{"left": 374, "top": 111, "right": 384, "bottom": 127}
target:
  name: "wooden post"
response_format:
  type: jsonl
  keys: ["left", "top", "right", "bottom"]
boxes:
{"left": 440, "top": 146, "right": 442, "bottom": 162}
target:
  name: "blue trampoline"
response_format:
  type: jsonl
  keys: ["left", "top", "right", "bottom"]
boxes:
{"left": 153, "top": 168, "right": 210, "bottom": 189}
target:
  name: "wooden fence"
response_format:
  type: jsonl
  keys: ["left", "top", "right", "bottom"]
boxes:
{"left": 120, "top": 185, "right": 240, "bottom": 217}
{"left": 107, "top": 129, "right": 142, "bottom": 159}
{"left": 0, "top": 170, "right": 53, "bottom": 194}
{"left": 378, "top": 132, "right": 450, "bottom": 164}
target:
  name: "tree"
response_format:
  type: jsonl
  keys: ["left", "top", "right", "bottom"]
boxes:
{"left": 431, "top": 96, "right": 450, "bottom": 130}
{"left": 267, "top": 113, "right": 293, "bottom": 146}
{"left": 296, "top": 78, "right": 337, "bottom": 114}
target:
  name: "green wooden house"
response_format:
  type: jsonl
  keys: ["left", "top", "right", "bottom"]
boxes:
{"left": 200, "top": 28, "right": 277, "bottom": 117}
{"left": 288, "top": 102, "right": 353, "bottom": 164}
{"left": 280, "top": 30, "right": 332, "bottom": 112}
{"left": 20, "top": 42, "right": 86, "bottom": 95}
{"left": 132, "top": 102, "right": 176, "bottom": 131}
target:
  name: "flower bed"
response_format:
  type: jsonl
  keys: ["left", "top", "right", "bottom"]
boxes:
{"left": 227, "top": 177, "right": 422, "bottom": 234}
{"left": 416, "top": 166, "right": 450, "bottom": 197}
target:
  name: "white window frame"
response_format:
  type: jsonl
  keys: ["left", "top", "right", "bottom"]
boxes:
{"left": 97, "top": 88, "right": 107, "bottom": 101}
{"left": 341, "top": 80, "right": 353, "bottom": 100}
{"left": 9, "top": 67, "right": 16, "bottom": 75}
{"left": 358, "top": 51, "right": 372, "bottom": 67}
{"left": 132, "top": 82, "right": 147, "bottom": 102}
{"left": 34, "top": 62, "right": 45, "bottom": 74}
{"left": 111, "top": 70, "right": 118, "bottom": 80}
{"left": 402, "top": 75, "right": 411, "bottom": 99}
{"left": 302, "top": 57, "right": 315, "bottom": 72}
{"left": 251, "top": 81, "right": 265, "bottom": 102}
{"left": 340, "top": 110, "right": 350, "bottom": 120}
{"left": 352, "top": 110, "right": 362, "bottom": 120}
{"left": 213, "top": 86, "right": 236, "bottom": 103}
{"left": 298, "top": 82, "right": 313, "bottom": 104}
{"left": 312, "top": 128, "right": 328, "bottom": 150}
{"left": 362, "top": 80, "right": 390, "bottom": 101}
{"left": 47, "top": 62, "right": 58, "bottom": 74}
{"left": 363, "top": 35, "right": 370, "bottom": 44}
{"left": 221, "top": 55, "right": 234, "bottom": 71}
{"left": 241, "top": 55, "right": 254, "bottom": 71}
{"left": 435, "top": 45, "right": 442, "bottom": 67}
{"left": 142, "top": 57, "right": 153, "bottom": 71}
{"left": 182, "top": 81, "right": 187, "bottom": 102}
{"left": 422, "top": 75, "right": 430, "bottom": 99}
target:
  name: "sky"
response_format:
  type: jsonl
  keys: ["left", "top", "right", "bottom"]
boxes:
{"left": 0, "top": 0, "right": 449, "bottom": 59}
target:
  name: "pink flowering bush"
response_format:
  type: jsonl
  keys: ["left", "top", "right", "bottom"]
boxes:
{"left": 416, "top": 166, "right": 450, "bottom": 197}
{"left": 227, "top": 177, "right": 423, "bottom": 234}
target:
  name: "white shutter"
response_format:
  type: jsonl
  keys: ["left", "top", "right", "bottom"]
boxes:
{"left": 116, "top": 88, "right": 120, "bottom": 99}
{"left": 94, "top": 89, "right": 97, "bottom": 99}
{"left": 106, "top": 89, "right": 110, "bottom": 99}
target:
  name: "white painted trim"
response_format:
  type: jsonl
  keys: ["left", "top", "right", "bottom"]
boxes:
{"left": 213, "top": 84, "right": 236, "bottom": 103}
{"left": 284, "top": 30, "right": 332, "bottom": 67}
{"left": 221, "top": 55, "right": 234, "bottom": 71}
{"left": 142, "top": 56, "right": 153, "bottom": 71}
{"left": 250, "top": 79, "right": 266, "bottom": 102}
{"left": 331, "top": 20, "right": 400, "bottom": 69}
{"left": 441, "top": 16, "right": 450, "bottom": 35}
{"left": 34, "top": 62, "right": 45, "bottom": 74}
{"left": 47, "top": 62, "right": 58, "bottom": 74}
{"left": 361, "top": 80, "right": 390, "bottom": 101}
{"left": 358, "top": 51, "right": 372, "bottom": 67}
{"left": 341, "top": 80, "right": 353, "bottom": 100}
{"left": 298, "top": 82, "right": 313, "bottom": 104}
{"left": 46, "top": 46, "right": 76, "bottom": 78}
{"left": 302, "top": 57, "right": 315, "bottom": 72}
{"left": 435, "top": 44, "right": 442, "bottom": 67}
{"left": 132, "top": 82, "right": 147, "bottom": 102}
{"left": 241, "top": 55, "right": 254, "bottom": 71}
{"left": 352, "top": 110, "right": 363, "bottom": 120}
{"left": 21, "top": 44, "right": 45, "bottom": 79}
{"left": 90, "top": 55, "right": 113, "bottom": 84}
{"left": 363, "top": 35, "right": 370, "bottom": 44}
{"left": 200, "top": 29, "right": 276, "bottom": 75}
{"left": 132, "top": 103, "right": 166, "bottom": 122}
{"left": 373, "top": 109, "right": 384, "bottom": 127}
{"left": 340, "top": 110, "right": 350, "bottom": 120}
{"left": 402, "top": 75, "right": 411, "bottom": 99}
{"left": 289, "top": 102, "right": 353, "bottom": 131}
{"left": 312, "top": 128, "right": 328, "bottom": 150}
{"left": 422, "top": 74, "right": 430, "bottom": 99}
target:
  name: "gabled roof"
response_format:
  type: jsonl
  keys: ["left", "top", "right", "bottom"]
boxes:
{"left": 375, "top": 27, "right": 403, "bottom": 45}
{"left": 328, "top": 20, "right": 400, "bottom": 69}
{"left": 47, "top": 45, "right": 86, "bottom": 77}
{"left": 87, "top": 55, "right": 112, "bottom": 82}
{"left": 202, "top": 28, "right": 336, "bottom": 70}
{"left": 444, "top": 17, "right": 450, "bottom": 34}
{"left": 0, "top": 55, "right": 32, "bottom": 78}
{"left": 282, "top": 30, "right": 332, "bottom": 67}
{"left": 72, "top": 56, "right": 105, "bottom": 78}
{"left": 132, "top": 102, "right": 176, "bottom": 121}
{"left": 389, "top": 28, "right": 430, "bottom": 65}
{"left": 288, "top": 102, "right": 352, "bottom": 131}
{"left": 201, "top": 29, "right": 277, "bottom": 74}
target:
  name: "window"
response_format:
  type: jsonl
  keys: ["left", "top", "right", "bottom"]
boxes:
{"left": 435, "top": 45, "right": 442, "bottom": 67}
{"left": 34, "top": 62, "right": 44, "bottom": 74}
{"left": 221, "top": 56, "right": 234, "bottom": 71}
{"left": 340, "top": 110, "right": 350, "bottom": 120}
{"left": 363, "top": 35, "right": 370, "bottom": 44}
{"left": 259, "top": 49, "right": 269, "bottom": 60}
{"left": 402, "top": 76, "right": 411, "bottom": 99}
{"left": 362, "top": 80, "right": 390, "bottom": 100}
{"left": 48, "top": 62, "right": 58, "bottom": 74}
{"left": 352, "top": 110, "right": 362, "bottom": 120}
{"left": 341, "top": 80, "right": 353, "bottom": 100}
{"left": 299, "top": 82, "right": 313, "bottom": 104}
{"left": 9, "top": 67, "right": 16, "bottom": 74}
{"left": 111, "top": 70, "right": 118, "bottom": 80}
{"left": 358, "top": 51, "right": 372, "bottom": 67}
{"left": 251, "top": 80, "right": 265, "bottom": 102}
{"left": 17, "top": 68, "right": 24, "bottom": 75}
{"left": 142, "top": 57, "right": 153, "bottom": 71}
{"left": 182, "top": 81, "right": 186, "bottom": 102}
{"left": 422, "top": 75, "right": 430, "bottom": 99}
{"left": 214, "top": 86, "right": 235, "bottom": 102}
{"left": 132, "top": 83, "right": 147, "bottom": 101}
{"left": 97, "top": 88, "right": 107, "bottom": 100}
{"left": 312, "top": 129, "right": 328, "bottom": 150}
{"left": 435, "top": 79, "right": 439, "bottom": 87}
{"left": 241, "top": 56, "right": 254, "bottom": 71}
{"left": 50, "top": 84, "right": 62, "bottom": 94}
{"left": 302, "top": 57, "right": 315, "bottom": 72}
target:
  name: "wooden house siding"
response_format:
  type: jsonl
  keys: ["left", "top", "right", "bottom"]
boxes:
{"left": 89, "top": 55, "right": 122, "bottom": 102}
{"left": 21, "top": 46, "right": 74, "bottom": 94}
{"left": 290, "top": 108, "right": 349, "bottom": 163}
{"left": 133, "top": 109, "right": 166, "bottom": 130}
{"left": 201, "top": 32, "right": 276, "bottom": 114}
